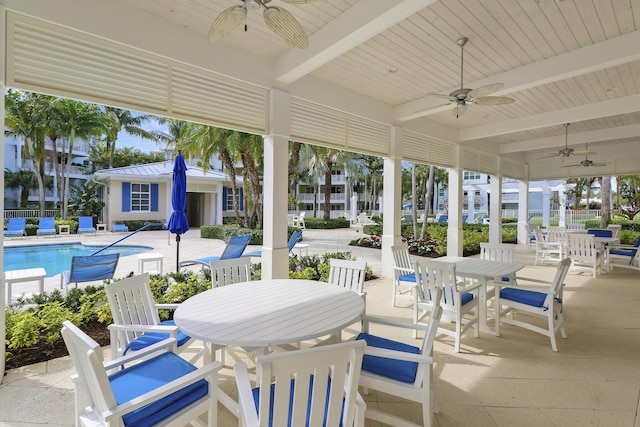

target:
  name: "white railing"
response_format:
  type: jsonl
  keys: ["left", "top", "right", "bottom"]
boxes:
{"left": 4, "top": 209, "right": 59, "bottom": 219}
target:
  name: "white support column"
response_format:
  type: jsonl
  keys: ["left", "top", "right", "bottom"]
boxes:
{"left": 517, "top": 176, "right": 530, "bottom": 245}
{"left": 381, "top": 127, "right": 403, "bottom": 278}
{"left": 466, "top": 190, "right": 475, "bottom": 223}
{"left": 447, "top": 146, "right": 463, "bottom": 257}
{"left": 262, "top": 89, "right": 291, "bottom": 280}
{"left": 1, "top": 10, "right": 6, "bottom": 379}
{"left": 558, "top": 184, "right": 567, "bottom": 227}
{"left": 489, "top": 172, "right": 502, "bottom": 243}
{"left": 542, "top": 183, "right": 551, "bottom": 227}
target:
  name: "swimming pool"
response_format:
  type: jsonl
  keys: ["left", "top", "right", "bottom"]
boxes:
{"left": 4, "top": 243, "right": 153, "bottom": 278}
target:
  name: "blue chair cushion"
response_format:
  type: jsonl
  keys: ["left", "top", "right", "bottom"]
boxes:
{"left": 356, "top": 332, "right": 420, "bottom": 384}
{"left": 196, "top": 255, "right": 222, "bottom": 264}
{"left": 500, "top": 287, "right": 547, "bottom": 308}
{"left": 442, "top": 291, "right": 474, "bottom": 305}
{"left": 398, "top": 273, "right": 416, "bottom": 283}
{"left": 243, "top": 250, "right": 262, "bottom": 257}
{"left": 128, "top": 320, "right": 191, "bottom": 352}
{"left": 109, "top": 352, "right": 208, "bottom": 427}
{"left": 251, "top": 376, "right": 345, "bottom": 427}
{"left": 587, "top": 229, "right": 612, "bottom": 238}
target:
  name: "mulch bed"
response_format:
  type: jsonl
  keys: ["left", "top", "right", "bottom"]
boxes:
{"left": 5, "top": 321, "right": 110, "bottom": 371}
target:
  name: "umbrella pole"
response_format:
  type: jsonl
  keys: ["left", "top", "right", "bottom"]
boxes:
{"left": 176, "top": 234, "right": 180, "bottom": 272}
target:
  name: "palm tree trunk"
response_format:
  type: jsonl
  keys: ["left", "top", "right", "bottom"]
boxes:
{"left": 63, "top": 131, "right": 76, "bottom": 219}
{"left": 324, "top": 168, "right": 332, "bottom": 220}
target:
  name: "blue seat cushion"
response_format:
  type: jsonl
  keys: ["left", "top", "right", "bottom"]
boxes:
{"left": 109, "top": 352, "right": 209, "bottom": 427}
{"left": 442, "top": 291, "right": 474, "bottom": 305}
{"left": 128, "top": 320, "right": 191, "bottom": 352}
{"left": 196, "top": 255, "right": 222, "bottom": 264}
{"left": 243, "top": 250, "right": 262, "bottom": 257}
{"left": 398, "top": 273, "right": 416, "bottom": 283}
{"left": 251, "top": 376, "right": 345, "bottom": 427}
{"left": 356, "top": 333, "right": 420, "bottom": 384}
{"left": 500, "top": 287, "right": 547, "bottom": 308}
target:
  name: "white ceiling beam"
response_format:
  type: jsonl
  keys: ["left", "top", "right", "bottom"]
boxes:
{"left": 459, "top": 94, "right": 640, "bottom": 141}
{"left": 274, "top": 0, "right": 438, "bottom": 85}
{"left": 395, "top": 30, "right": 640, "bottom": 121}
{"left": 501, "top": 124, "right": 640, "bottom": 154}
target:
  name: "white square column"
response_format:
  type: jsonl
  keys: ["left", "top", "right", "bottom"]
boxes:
{"left": 517, "top": 177, "right": 530, "bottom": 245}
{"left": 381, "top": 127, "right": 403, "bottom": 278}
{"left": 262, "top": 89, "right": 291, "bottom": 279}
{"left": 489, "top": 172, "right": 502, "bottom": 243}
{"left": 447, "top": 146, "right": 463, "bottom": 256}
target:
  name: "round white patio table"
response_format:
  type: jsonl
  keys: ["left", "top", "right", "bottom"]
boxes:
{"left": 174, "top": 278, "right": 365, "bottom": 348}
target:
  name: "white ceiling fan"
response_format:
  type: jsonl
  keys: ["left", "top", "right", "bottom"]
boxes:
{"left": 539, "top": 123, "right": 596, "bottom": 159}
{"left": 431, "top": 37, "right": 515, "bottom": 118}
{"left": 209, "top": 0, "right": 316, "bottom": 49}
{"left": 562, "top": 142, "right": 607, "bottom": 168}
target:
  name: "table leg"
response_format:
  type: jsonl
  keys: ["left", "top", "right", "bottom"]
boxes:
{"left": 477, "top": 279, "right": 495, "bottom": 335}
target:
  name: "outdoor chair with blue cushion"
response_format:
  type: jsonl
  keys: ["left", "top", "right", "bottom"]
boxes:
{"left": 494, "top": 258, "right": 571, "bottom": 352}
{"left": 234, "top": 340, "right": 366, "bottom": 427}
{"left": 414, "top": 258, "right": 482, "bottom": 352}
{"left": 179, "top": 234, "right": 251, "bottom": 269}
{"left": 77, "top": 216, "right": 96, "bottom": 234}
{"left": 36, "top": 217, "right": 56, "bottom": 237}
{"left": 480, "top": 242, "right": 517, "bottom": 286}
{"left": 113, "top": 223, "right": 129, "bottom": 233}
{"left": 437, "top": 214, "right": 448, "bottom": 223}
{"left": 4, "top": 217, "right": 26, "bottom": 238}
{"left": 391, "top": 244, "right": 416, "bottom": 307}
{"left": 242, "top": 230, "right": 302, "bottom": 258}
{"left": 105, "top": 273, "right": 208, "bottom": 363}
{"left": 357, "top": 287, "right": 443, "bottom": 427}
{"left": 608, "top": 236, "right": 640, "bottom": 270}
{"left": 61, "top": 320, "right": 221, "bottom": 427}
{"left": 60, "top": 253, "right": 120, "bottom": 291}
{"left": 587, "top": 228, "right": 613, "bottom": 238}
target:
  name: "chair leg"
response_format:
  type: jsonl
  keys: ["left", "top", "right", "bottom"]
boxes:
{"left": 392, "top": 283, "right": 397, "bottom": 307}
{"left": 548, "top": 315, "right": 558, "bottom": 352}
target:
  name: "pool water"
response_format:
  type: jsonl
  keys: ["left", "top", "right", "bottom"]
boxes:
{"left": 4, "top": 243, "right": 153, "bottom": 278}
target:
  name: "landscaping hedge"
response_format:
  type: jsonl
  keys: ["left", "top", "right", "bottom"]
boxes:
{"left": 301, "top": 218, "right": 351, "bottom": 229}
{"left": 200, "top": 224, "right": 302, "bottom": 245}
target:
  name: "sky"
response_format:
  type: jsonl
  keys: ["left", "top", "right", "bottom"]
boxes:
{"left": 115, "top": 115, "right": 168, "bottom": 154}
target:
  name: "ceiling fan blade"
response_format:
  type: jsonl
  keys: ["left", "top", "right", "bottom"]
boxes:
{"left": 429, "top": 93, "right": 455, "bottom": 100}
{"left": 209, "top": 5, "right": 245, "bottom": 42}
{"left": 280, "top": 0, "right": 320, "bottom": 3}
{"left": 263, "top": 6, "right": 309, "bottom": 48}
{"left": 538, "top": 153, "right": 562, "bottom": 159}
{"left": 572, "top": 150, "right": 597, "bottom": 156}
{"left": 468, "top": 83, "right": 503, "bottom": 98}
{"left": 590, "top": 163, "right": 608, "bottom": 167}
{"left": 453, "top": 103, "right": 468, "bottom": 118}
{"left": 475, "top": 96, "right": 516, "bottom": 105}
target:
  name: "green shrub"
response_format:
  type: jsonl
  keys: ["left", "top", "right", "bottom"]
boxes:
{"left": 303, "top": 218, "right": 350, "bottom": 229}
{"left": 37, "top": 302, "right": 82, "bottom": 344}
{"left": 6, "top": 310, "right": 40, "bottom": 349}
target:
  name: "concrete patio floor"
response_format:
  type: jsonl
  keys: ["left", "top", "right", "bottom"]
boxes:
{"left": 2, "top": 226, "right": 640, "bottom": 426}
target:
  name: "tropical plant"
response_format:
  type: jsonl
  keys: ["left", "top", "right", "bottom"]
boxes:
{"left": 4, "top": 170, "right": 40, "bottom": 207}
{"left": 101, "top": 107, "right": 160, "bottom": 169}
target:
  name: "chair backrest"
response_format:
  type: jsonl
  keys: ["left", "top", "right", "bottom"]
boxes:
{"left": 78, "top": 216, "right": 94, "bottom": 229}
{"left": 220, "top": 234, "right": 251, "bottom": 259}
{"left": 104, "top": 273, "right": 161, "bottom": 348}
{"left": 607, "top": 224, "right": 622, "bottom": 239}
{"left": 546, "top": 226, "right": 567, "bottom": 244}
{"left": 39, "top": 217, "right": 55, "bottom": 229}
{"left": 415, "top": 259, "right": 462, "bottom": 312}
{"left": 68, "top": 254, "right": 120, "bottom": 284}
{"left": 533, "top": 227, "right": 547, "bottom": 246}
{"left": 479, "top": 242, "right": 515, "bottom": 263}
{"left": 415, "top": 287, "right": 444, "bottom": 385}
{"left": 437, "top": 214, "right": 448, "bottom": 223}
{"left": 249, "top": 340, "right": 365, "bottom": 427}
{"left": 61, "top": 321, "right": 118, "bottom": 417}
{"left": 462, "top": 214, "right": 468, "bottom": 224}
{"left": 587, "top": 228, "right": 612, "bottom": 238}
{"left": 327, "top": 259, "right": 367, "bottom": 293}
{"left": 287, "top": 230, "right": 303, "bottom": 251}
{"left": 566, "top": 233, "right": 598, "bottom": 262}
{"left": 547, "top": 258, "right": 572, "bottom": 301}
{"left": 7, "top": 217, "right": 26, "bottom": 231}
{"left": 567, "top": 223, "right": 585, "bottom": 230}
{"left": 391, "top": 244, "right": 413, "bottom": 273}
{"left": 209, "top": 257, "right": 252, "bottom": 287}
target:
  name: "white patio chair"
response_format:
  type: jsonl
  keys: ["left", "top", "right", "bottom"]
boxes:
{"left": 525, "top": 223, "right": 539, "bottom": 251}
{"left": 494, "top": 258, "right": 571, "bottom": 351}
{"left": 566, "top": 233, "right": 602, "bottom": 278}
{"left": 357, "top": 287, "right": 443, "bottom": 427}
{"left": 607, "top": 236, "right": 640, "bottom": 271}
{"left": 294, "top": 211, "right": 306, "bottom": 229}
{"left": 391, "top": 244, "right": 416, "bottom": 307}
{"left": 234, "top": 340, "right": 366, "bottom": 427}
{"left": 567, "top": 223, "right": 585, "bottom": 230}
{"left": 105, "top": 273, "right": 211, "bottom": 363}
{"left": 607, "top": 224, "right": 622, "bottom": 240}
{"left": 533, "top": 227, "right": 562, "bottom": 265}
{"left": 61, "top": 320, "right": 221, "bottom": 427}
{"left": 479, "top": 242, "right": 517, "bottom": 288}
{"left": 325, "top": 258, "right": 367, "bottom": 342}
{"left": 209, "top": 257, "right": 251, "bottom": 287}
{"left": 414, "top": 259, "right": 482, "bottom": 353}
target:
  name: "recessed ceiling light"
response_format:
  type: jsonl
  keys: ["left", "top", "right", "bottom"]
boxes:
{"left": 388, "top": 67, "right": 398, "bottom": 73}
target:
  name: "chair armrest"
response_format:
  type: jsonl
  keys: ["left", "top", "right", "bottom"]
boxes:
{"left": 155, "top": 303, "right": 180, "bottom": 310}
{"left": 507, "top": 276, "right": 552, "bottom": 287}
{"left": 363, "top": 346, "right": 433, "bottom": 365}
{"left": 608, "top": 243, "right": 637, "bottom": 250}
{"left": 103, "top": 338, "right": 177, "bottom": 371}
{"left": 392, "top": 266, "right": 414, "bottom": 275}
{"left": 104, "top": 360, "right": 223, "bottom": 423}
{"left": 107, "top": 323, "right": 178, "bottom": 335}
{"left": 456, "top": 279, "right": 483, "bottom": 293}
{"left": 362, "top": 315, "right": 428, "bottom": 333}
{"left": 233, "top": 362, "right": 260, "bottom": 425}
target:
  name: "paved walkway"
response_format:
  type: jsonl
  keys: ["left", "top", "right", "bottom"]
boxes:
{"left": 2, "top": 227, "right": 640, "bottom": 426}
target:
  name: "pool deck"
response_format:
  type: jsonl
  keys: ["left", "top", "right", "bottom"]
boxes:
{"left": 3, "top": 228, "right": 640, "bottom": 426}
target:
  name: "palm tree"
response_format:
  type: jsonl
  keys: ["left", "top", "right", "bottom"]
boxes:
{"left": 300, "top": 144, "right": 327, "bottom": 218}
{"left": 52, "top": 98, "right": 104, "bottom": 218}
{"left": 4, "top": 170, "right": 39, "bottom": 207}
{"left": 600, "top": 176, "right": 612, "bottom": 227}
{"left": 4, "top": 91, "right": 49, "bottom": 215}
{"left": 102, "top": 108, "right": 159, "bottom": 168}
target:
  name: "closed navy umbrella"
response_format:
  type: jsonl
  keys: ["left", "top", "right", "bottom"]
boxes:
{"left": 167, "top": 152, "right": 190, "bottom": 271}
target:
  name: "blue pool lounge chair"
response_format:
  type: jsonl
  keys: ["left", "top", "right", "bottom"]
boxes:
{"left": 4, "top": 217, "right": 26, "bottom": 238}
{"left": 179, "top": 234, "right": 251, "bottom": 269}
{"left": 113, "top": 223, "right": 129, "bottom": 233}
{"left": 242, "top": 230, "right": 303, "bottom": 258}
{"left": 36, "top": 217, "right": 56, "bottom": 237}
{"left": 77, "top": 216, "right": 96, "bottom": 234}
{"left": 61, "top": 253, "right": 120, "bottom": 291}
